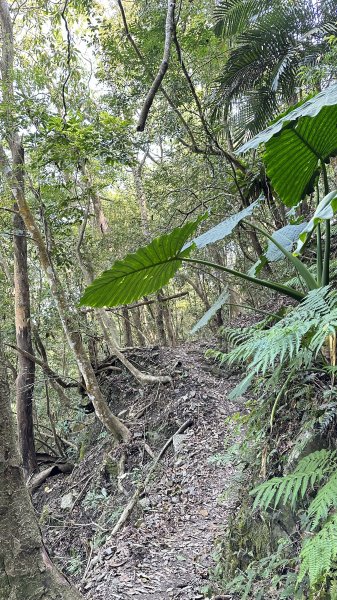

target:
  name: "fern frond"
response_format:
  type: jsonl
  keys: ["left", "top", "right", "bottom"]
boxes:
{"left": 308, "top": 471, "right": 337, "bottom": 529}
{"left": 221, "top": 287, "right": 337, "bottom": 378}
{"left": 298, "top": 514, "right": 337, "bottom": 585}
{"left": 251, "top": 450, "right": 337, "bottom": 511}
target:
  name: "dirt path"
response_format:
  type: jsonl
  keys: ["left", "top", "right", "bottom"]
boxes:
{"left": 80, "top": 345, "right": 239, "bottom": 600}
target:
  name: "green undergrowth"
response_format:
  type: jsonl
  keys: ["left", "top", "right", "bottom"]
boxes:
{"left": 207, "top": 287, "right": 337, "bottom": 599}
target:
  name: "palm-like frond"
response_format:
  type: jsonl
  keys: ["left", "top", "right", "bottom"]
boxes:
{"left": 213, "top": 0, "right": 337, "bottom": 142}
{"left": 214, "top": 0, "right": 279, "bottom": 39}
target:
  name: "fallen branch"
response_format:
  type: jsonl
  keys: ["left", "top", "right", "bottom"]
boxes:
{"left": 110, "top": 418, "right": 193, "bottom": 536}
{"left": 82, "top": 291, "right": 189, "bottom": 314}
{"left": 122, "top": 290, "right": 188, "bottom": 310}
{"left": 137, "top": 0, "right": 176, "bottom": 131}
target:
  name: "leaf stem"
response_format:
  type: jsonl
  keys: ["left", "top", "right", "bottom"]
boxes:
{"left": 270, "top": 368, "right": 295, "bottom": 431}
{"left": 181, "top": 257, "right": 304, "bottom": 301}
{"left": 316, "top": 184, "right": 322, "bottom": 285}
{"left": 322, "top": 162, "right": 331, "bottom": 286}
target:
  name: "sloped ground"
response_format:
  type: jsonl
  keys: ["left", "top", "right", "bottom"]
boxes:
{"left": 34, "top": 343, "right": 242, "bottom": 600}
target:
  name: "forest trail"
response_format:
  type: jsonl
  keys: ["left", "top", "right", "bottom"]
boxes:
{"left": 35, "top": 343, "right": 241, "bottom": 600}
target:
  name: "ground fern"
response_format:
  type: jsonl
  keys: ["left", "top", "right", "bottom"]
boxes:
{"left": 251, "top": 450, "right": 337, "bottom": 510}
{"left": 299, "top": 514, "right": 337, "bottom": 586}
{"left": 211, "top": 287, "right": 337, "bottom": 398}
{"left": 251, "top": 449, "right": 337, "bottom": 589}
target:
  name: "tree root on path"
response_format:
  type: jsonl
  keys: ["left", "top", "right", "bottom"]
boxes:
{"left": 110, "top": 418, "right": 193, "bottom": 537}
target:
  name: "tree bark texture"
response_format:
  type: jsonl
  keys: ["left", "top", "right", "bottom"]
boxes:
{"left": 0, "top": 338, "right": 83, "bottom": 600}
{"left": 13, "top": 203, "right": 37, "bottom": 477}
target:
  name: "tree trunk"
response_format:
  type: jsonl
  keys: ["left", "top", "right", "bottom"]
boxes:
{"left": 0, "top": 337, "right": 83, "bottom": 600}
{"left": 132, "top": 164, "right": 150, "bottom": 239}
{"left": 160, "top": 294, "right": 176, "bottom": 346}
{"left": 132, "top": 307, "right": 147, "bottom": 346}
{"left": 13, "top": 205, "right": 37, "bottom": 477}
{"left": 155, "top": 293, "right": 167, "bottom": 346}
{"left": 122, "top": 306, "right": 134, "bottom": 347}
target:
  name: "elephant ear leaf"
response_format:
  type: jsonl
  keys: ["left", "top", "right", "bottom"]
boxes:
{"left": 188, "top": 201, "right": 258, "bottom": 249}
{"left": 295, "top": 190, "right": 337, "bottom": 255}
{"left": 190, "top": 288, "right": 229, "bottom": 334}
{"left": 248, "top": 223, "right": 308, "bottom": 276}
{"left": 79, "top": 216, "right": 204, "bottom": 308}
{"left": 237, "top": 84, "right": 337, "bottom": 206}
{"left": 81, "top": 201, "right": 260, "bottom": 308}
{"left": 265, "top": 222, "right": 308, "bottom": 261}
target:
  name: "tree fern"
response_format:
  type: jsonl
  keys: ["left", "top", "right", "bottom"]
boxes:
{"left": 251, "top": 450, "right": 337, "bottom": 511}
{"left": 298, "top": 514, "right": 337, "bottom": 585}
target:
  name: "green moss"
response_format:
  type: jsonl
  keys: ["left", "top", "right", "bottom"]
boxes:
{"left": 39, "top": 505, "right": 50, "bottom": 526}
{"left": 104, "top": 456, "right": 118, "bottom": 479}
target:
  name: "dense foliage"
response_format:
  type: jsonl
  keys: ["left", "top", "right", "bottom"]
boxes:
{"left": 2, "top": 0, "right": 337, "bottom": 597}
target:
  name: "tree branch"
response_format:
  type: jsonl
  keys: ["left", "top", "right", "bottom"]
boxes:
{"left": 116, "top": 0, "right": 198, "bottom": 147}
{"left": 137, "top": 0, "right": 176, "bottom": 131}
{"left": 172, "top": 26, "right": 245, "bottom": 171}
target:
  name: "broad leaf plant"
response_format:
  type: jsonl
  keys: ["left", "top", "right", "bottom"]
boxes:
{"left": 80, "top": 85, "right": 337, "bottom": 313}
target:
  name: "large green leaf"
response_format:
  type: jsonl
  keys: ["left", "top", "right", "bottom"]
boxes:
{"left": 190, "top": 288, "right": 229, "bottom": 334}
{"left": 237, "top": 85, "right": 337, "bottom": 206}
{"left": 237, "top": 84, "right": 337, "bottom": 152}
{"left": 190, "top": 201, "right": 258, "bottom": 249}
{"left": 265, "top": 222, "right": 308, "bottom": 261}
{"left": 295, "top": 190, "right": 337, "bottom": 254}
{"left": 79, "top": 218, "right": 203, "bottom": 308}
{"left": 248, "top": 222, "right": 308, "bottom": 276}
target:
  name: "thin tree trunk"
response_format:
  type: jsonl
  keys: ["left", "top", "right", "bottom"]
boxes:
{"left": 122, "top": 306, "right": 134, "bottom": 346}
{"left": 0, "top": 336, "right": 83, "bottom": 600}
{"left": 13, "top": 205, "right": 37, "bottom": 477}
{"left": 132, "top": 165, "right": 150, "bottom": 238}
{"left": 159, "top": 292, "right": 176, "bottom": 346}
{"left": 132, "top": 307, "right": 147, "bottom": 346}
{"left": 155, "top": 293, "right": 167, "bottom": 346}
{"left": 0, "top": 210, "right": 37, "bottom": 476}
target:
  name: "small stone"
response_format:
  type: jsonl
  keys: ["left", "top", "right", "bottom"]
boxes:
{"left": 60, "top": 492, "right": 74, "bottom": 509}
